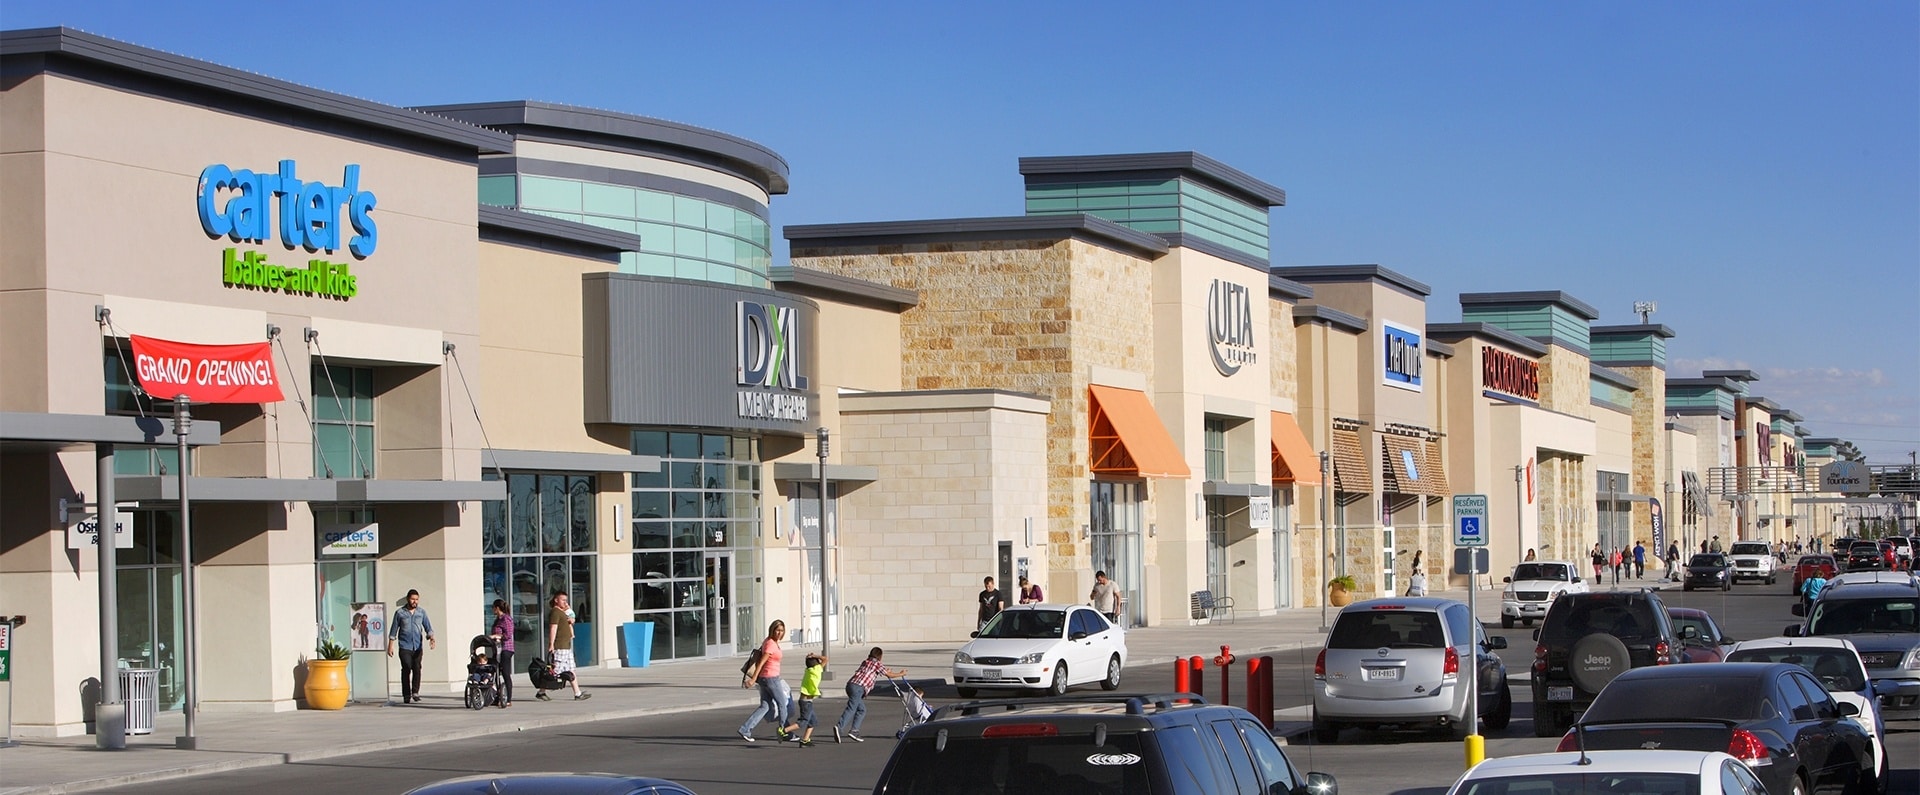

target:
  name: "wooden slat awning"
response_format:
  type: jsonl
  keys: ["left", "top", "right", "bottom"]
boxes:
{"left": 1088, "top": 385, "right": 1192, "bottom": 479}
{"left": 1380, "top": 434, "right": 1426, "bottom": 496}
{"left": 1329, "top": 426, "right": 1372, "bottom": 494}
{"left": 1270, "top": 411, "right": 1323, "bottom": 486}
{"left": 1421, "top": 437, "right": 1451, "bottom": 496}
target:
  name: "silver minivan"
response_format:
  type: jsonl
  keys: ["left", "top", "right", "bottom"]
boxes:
{"left": 1311, "top": 597, "right": 1510, "bottom": 742}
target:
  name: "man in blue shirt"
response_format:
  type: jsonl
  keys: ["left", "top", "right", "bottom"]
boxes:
{"left": 387, "top": 589, "right": 435, "bottom": 704}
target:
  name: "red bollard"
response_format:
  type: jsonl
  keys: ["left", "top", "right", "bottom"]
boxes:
{"left": 1188, "top": 655, "right": 1206, "bottom": 699}
{"left": 1245, "top": 656, "right": 1265, "bottom": 729}
{"left": 1246, "top": 655, "right": 1275, "bottom": 731}
{"left": 1174, "top": 657, "right": 1190, "bottom": 694}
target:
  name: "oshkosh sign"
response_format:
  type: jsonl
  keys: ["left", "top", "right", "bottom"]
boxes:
{"left": 1206, "top": 279, "right": 1257, "bottom": 376}
{"left": 197, "top": 160, "right": 378, "bottom": 299}
{"left": 736, "top": 301, "right": 809, "bottom": 422}
{"left": 1481, "top": 347, "right": 1540, "bottom": 401}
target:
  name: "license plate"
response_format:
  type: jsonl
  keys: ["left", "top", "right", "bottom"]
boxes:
{"left": 983, "top": 668, "right": 1001, "bottom": 679}
{"left": 1365, "top": 667, "right": 1402, "bottom": 681}
{"left": 1549, "top": 686, "right": 1574, "bottom": 701}
{"left": 1523, "top": 605, "right": 1544, "bottom": 613}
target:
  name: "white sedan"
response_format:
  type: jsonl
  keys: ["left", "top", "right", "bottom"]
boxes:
{"left": 952, "top": 604, "right": 1126, "bottom": 697}
{"left": 1446, "top": 750, "right": 1767, "bottom": 795}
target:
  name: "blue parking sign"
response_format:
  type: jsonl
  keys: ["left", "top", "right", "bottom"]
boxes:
{"left": 1452, "top": 494, "right": 1489, "bottom": 547}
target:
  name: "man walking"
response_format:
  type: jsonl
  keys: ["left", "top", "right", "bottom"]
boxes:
{"left": 387, "top": 589, "right": 435, "bottom": 704}
{"left": 1632, "top": 541, "right": 1646, "bottom": 579}
{"left": 544, "top": 592, "right": 590, "bottom": 701}
{"left": 977, "top": 576, "right": 1004, "bottom": 631}
{"left": 1090, "top": 571, "right": 1120, "bottom": 624}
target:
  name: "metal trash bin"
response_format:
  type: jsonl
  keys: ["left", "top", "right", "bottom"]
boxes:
{"left": 119, "top": 668, "right": 159, "bottom": 735}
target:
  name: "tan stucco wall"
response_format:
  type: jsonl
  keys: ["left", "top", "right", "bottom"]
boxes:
{"left": 476, "top": 242, "right": 622, "bottom": 454}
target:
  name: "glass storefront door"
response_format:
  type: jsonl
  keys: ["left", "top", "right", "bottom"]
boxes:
{"left": 1089, "top": 481, "right": 1145, "bottom": 627}
{"left": 116, "top": 510, "right": 183, "bottom": 711}
{"left": 316, "top": 558, "right": 383, "bottom": 701}
{"left": 704, "top": 552, "right": 734, "bottom": 657}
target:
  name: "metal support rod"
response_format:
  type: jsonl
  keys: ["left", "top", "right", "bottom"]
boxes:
{"left": 1319, "top": 452, "right": 1332, "bottom": 632}
{"left": 96, "top": 444, "right": 125, "bottom": 750}
{"left": 174, "top": 396, "right": 198, "bottom": 750}
{"left": 1514, "top": 465, "right": 1525, "bottom": 564}
{"left": 817, "top": 427, "right": 832, "bottom": 677}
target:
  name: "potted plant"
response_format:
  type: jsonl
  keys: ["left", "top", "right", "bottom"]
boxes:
{"left": 1327, "top": 575, "right": 1358, "bottom": 607}
{"left": 303, "top": 637, "right": 352, "bottom": 710}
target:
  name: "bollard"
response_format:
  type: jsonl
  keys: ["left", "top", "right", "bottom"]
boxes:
{"left": 1245, "top": 656, "right": 1266, "bottom": 730}
{"left": 1188, "top": 656, "right": 1206, "bottom": 699}
{"left": 1213, "top": 645, "right": 1236, "bottom": 709}
{"left": 1465, "top": 733, "right": 1485, "bottom": 768}
{"left": 1174, "top": 657, "right": 1190, "bottom": 694}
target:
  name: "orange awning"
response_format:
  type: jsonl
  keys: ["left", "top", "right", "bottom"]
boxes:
{"left": 1088, "top": 385, "right": 1191, "bottom": 479}
{"left": 1270, "top": 411, "right": 1323, "bottom": 486}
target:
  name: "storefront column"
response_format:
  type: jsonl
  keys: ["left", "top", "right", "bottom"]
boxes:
{"left": 378, "top": 503, "right": 482, "bottom": 700}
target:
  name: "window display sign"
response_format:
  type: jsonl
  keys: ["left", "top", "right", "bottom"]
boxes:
{"left": 129, "top": 335, "right": 283, "bottom": 404}
{"left": 348, "top": 602, "right": 385, "bottom": 652}
{"left": 320, "top": 523, "right": 379, "bottom": 556}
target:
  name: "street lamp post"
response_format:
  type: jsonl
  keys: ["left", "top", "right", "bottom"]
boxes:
{"left": 816, "top": 427, "right": 831, "bottom": 673}
{"left": 174, "top": 395, "right": 198, "bottom": 750}
{"left": 1319, "top": 452, "right": 1331, "bottom": 632}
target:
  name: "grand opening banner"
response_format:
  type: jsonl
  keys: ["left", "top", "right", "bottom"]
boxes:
{"left": 129, "top": 335, "right": 284, "bottom": 404}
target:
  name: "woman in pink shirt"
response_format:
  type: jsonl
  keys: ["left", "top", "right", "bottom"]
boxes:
{"left": 737, "top": 620, "right": 789, "bottom": 742}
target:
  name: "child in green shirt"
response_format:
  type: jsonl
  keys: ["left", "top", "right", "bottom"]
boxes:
{"left": 781, "top": 653, "right": 826, "bottom": 747}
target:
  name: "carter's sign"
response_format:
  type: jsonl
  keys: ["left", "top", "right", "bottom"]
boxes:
{"left": 1382, "top": 321, "right": 1423, "bottom": 391}
{"left": 198, "top": 160, "right": 378, "bottom": 300}
{"left": 1206, "top": 279, "right": 1257, "bottom": 377}
{"left": 736, "top": 301, "right": 809, "bottom": 422}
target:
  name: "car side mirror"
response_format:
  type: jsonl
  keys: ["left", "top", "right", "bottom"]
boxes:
{"left": 1503, "top": 576, "right": 1513, "bottom": 583}
{"left": 1070, "top": 631, "right": 1089, "bottom": 641}
{"left": 1294, "top": 771, "right": 1337, "bottom": 795}
{"left": 1484, "top": 636, "right": 1507, "bottom": 650}
{"left": 1783, "top": 625, "right": 1802, "bottom": 637}
{"left": 1836, "top": 700, "right": 1860, "bottom": 717}
{"left": 1572, "top": 577, "right": 1582, "bottom": 584}
{"left": 1791, "top": 603, "right": 1806, "bottom": 617}
{"left": 1680, "top": 626, "right": 1699, "bottom": 641}
{"left": 969, "top": 631, "right": 979, "bottom": 638}
{"left": 1532, "top": 629, "right": 1541, "bottom": 642}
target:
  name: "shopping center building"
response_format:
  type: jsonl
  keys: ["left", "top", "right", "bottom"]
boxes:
{"left": 0, "top": 27, "right": 1865, "bottom": 737}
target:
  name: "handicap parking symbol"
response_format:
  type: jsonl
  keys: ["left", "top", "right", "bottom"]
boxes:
{"left": 1460, "top": 517, "right": 1480, "bottom": 536}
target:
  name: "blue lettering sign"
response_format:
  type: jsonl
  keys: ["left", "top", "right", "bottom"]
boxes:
{"left": 197, "top": 160, "right": 378, "bottom": 258}
{"left": 1382, "top": 321, "right": 1423, "bottom": 391}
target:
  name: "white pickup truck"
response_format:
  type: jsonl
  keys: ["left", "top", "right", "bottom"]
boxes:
{"left": 1500, "top": 560, "right": 1589, "bottom": 628}
{"left": 1727, "top": 540, "right": 1777, "bottom": 584}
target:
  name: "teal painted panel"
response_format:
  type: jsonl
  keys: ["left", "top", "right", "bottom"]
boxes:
{"left": 638, "top": 222, "right": 674, "bottom": 253}
{"left": 1074, "top": 195, "right": 1129, "bottom": 210}
{"left": 1127, "top": 206, "right": 1179, "bottom": 221}
{"left": 1180, "top": 181, "right": 1268, "bottom": 222}
{"left": 520, "top": 176, "right": 582, "bottom": 212}
{"left": 1025, "top": 185, "right": 1079, "bottom": 200}
{"left": 583, "top": 182, "right": 637, "bottom": 217}
{"left": 636, "top": 189, "right": 674, "bottom": 221}
{"left": 1131, "top": 220, "right": 1180, "bottom": 233}
{"left": 672, "top": 195, "right": 705, "bottom": 227}
{"left": 1026, "top": 198, "right": 1080, "bottom": 212}
{"left": 478, "top": 175, "right": 517, "bottom": 207}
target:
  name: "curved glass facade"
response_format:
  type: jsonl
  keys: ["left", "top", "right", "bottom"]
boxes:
{"left": 482, "top": 174, "right": 773, "bottom": 288}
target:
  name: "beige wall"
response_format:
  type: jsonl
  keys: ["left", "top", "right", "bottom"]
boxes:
{"left": 1291, "top": 320, "right": 1363, "bottom": 605}
{"left": 476, "top": 242, "right": 623, "bottom": 454}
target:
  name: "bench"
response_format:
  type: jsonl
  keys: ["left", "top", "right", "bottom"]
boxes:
{"left": 1189, "top": 590, "right": 1235, "bottom": 624}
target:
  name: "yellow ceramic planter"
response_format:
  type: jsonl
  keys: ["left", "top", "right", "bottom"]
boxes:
{"left": 303, "top": 659, "right": 350, "bottom": 710}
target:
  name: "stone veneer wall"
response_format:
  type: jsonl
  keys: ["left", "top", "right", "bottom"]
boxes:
{"left": 837, "top": 392, "right": 1050, "bottom": 642}
{"left": 791, "top": 239, "right": 1157, "bottom": 599}
{"left": 1268, "top": 301, "right": 1300, "bottom": 406}
{"left": 1613, "top": 364, "right": 1667, "bottom": 542}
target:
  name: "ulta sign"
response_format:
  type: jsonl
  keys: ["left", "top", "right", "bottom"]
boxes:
{"left": 198, "top": 160, "right": 378, "bottom": 300}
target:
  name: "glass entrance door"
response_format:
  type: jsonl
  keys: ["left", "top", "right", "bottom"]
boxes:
{"left": 317, "top": 559, "right": 382, "bottom": 701}
{"left": 704, "top": 552, "right": 734, "bottom": 657}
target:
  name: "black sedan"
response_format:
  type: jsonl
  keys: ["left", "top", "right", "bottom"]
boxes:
{"left": 1682, "top": 553, "right": 1733, "bottom": 592}
{"left": 1844, "top": 541, "right": 1886, "bottom": 572}
{"left": 1557, "top": 663, "right": 1874, "bottom": 795}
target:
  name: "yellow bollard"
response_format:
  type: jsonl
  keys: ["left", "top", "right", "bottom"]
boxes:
{"left": 1464, "top": 734, "right": 1485, "bottom": 768}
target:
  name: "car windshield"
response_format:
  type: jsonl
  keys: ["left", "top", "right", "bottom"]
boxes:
{"left": 1540, "top": 598, "right": 1659, "bottom": 643}
{"left": 978, "top": 610, "right": 1066, "bottom": 640}
{"left": 1688, "top": 554, "right": 1724, "bottom": 567}
{"left": 1808, "top": 598, "right": 1920, "bottom": 635}
{"left": 1851, "top": 542, "right": 1881, "bottom": 553}
{"left": 1582, "top": 674, "right": 1762, "bottom": 721}
{"left": 1798, "top": 556, "right": 1833, "bottom": 567}
{"left": 1328, "top": 610, "right": 1447, "bottom": 649}
{"left": 880, "top": 732, "right": 1152, "bottom": 795}
{"left": 1671, "top": 615, "right": 1711, "bottom": 641}
{"left": 1512, "top": 563, "right": 1569, "bottom": 582}
{"left": 1726, "top": 648, "right": 1868, "bottom": 692}
{"left": 1730, "top": 543, "right": 1769, "bottom": 555}
{"left": 1457, "top": 773, "right": 1701, "bottom": 795}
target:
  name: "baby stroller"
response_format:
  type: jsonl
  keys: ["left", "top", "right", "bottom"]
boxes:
{"left": 464, "top": 635, "right": 502, "bottom": 710}
{"left": 885, "top": 675, "right": 933, "bottom": 739}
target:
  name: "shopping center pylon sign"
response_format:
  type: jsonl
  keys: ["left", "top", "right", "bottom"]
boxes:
{"left": 129, "top": 335, "right": 284, "bottom": 403}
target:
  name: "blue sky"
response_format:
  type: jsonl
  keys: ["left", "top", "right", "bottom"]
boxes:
{"left": 7, "top": 1, "right": 1917, "bottom": 463}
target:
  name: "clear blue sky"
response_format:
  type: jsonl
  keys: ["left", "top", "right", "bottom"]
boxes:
{"left": 7, "top": 1, "right": 1916, "bottom": 463}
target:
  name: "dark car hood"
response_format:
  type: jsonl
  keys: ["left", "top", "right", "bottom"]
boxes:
{"left": 1831, "top": 633, "right": 1920, "bottom": 654}
{"left": 1571, "top": 722, "right": 1736, "bottom": 753}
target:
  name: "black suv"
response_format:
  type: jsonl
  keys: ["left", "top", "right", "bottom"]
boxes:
{"left": 1528, "top": 590, "right": 1682, "bottom": 737}
{"left": 1787, "top": 574, "right": 1920, "bottom": 722}
{"left": 871, "top": 694, "right": 1337, "bottom": 795}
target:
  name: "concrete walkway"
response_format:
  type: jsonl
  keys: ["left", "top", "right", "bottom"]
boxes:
{"left": 0, "top": 576, "right": 1676, "bottom": 794}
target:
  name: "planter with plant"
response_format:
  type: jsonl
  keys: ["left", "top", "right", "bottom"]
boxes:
{"left": 1327, "top": 575, "right": 1358, "bottom": 607}
{"left": 303, "top": 637, "right": 353, "bottom": 710}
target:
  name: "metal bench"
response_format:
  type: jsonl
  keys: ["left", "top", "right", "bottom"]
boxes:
{"left": 1189, "top": 590, "right": 1235, "bottom": 623}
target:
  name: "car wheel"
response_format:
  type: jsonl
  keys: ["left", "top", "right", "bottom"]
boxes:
{"left": 1683, "top": 583, "right": 1693, "bottom": 592}
{"left": 955, "top": 687, "right": 977, "bottom": 698}
{"left": 1531, "top": 703, "right": 1561, "bottom": 737}
{"left": 1523, "top": 618, "right": 1535, "bottom": 628}
{"left": 1100, "top": 655, "right": 1122, "bottom": 691}
{"left": 1046, "top": 664, "right": 1069, "bottom": 696}
{"left": 1311, "top": 711, "right": 1340, "bottom": 744}
{"left": 1484, "top": 685, "right": 1513, "bottom": 731}
{"left": 1502, "top": 615, "right": 1514, "bottom": 629}
{"left": 1767, "top": 575, "right": 1776, "bottom": 585}
{"left": 1568, "top": 633, "right": 1632, "bottom": 693}
{"left": 1789, "top": 770, "right": 1809, "bottom": 795}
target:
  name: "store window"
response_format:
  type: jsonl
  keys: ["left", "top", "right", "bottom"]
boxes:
{"left": 482, "top": 474, "right": 598, "bottom": 665}
{"left": 1089, "top": 481, "right": 1144, "bottom": 627}
{"left": 314, "top": 506, "right": 383, "bottom": 701}
{"left": 313, "top": 365, "right": 374, "bottom": 478}
{"left": 1204, "top": 418, "right": 1227, "bottom": 481}
{"left": 510, "top": 175, "right": 774, "bottom": 288}
{"left": 117, "top": 512, "right": 184, "bottom": 711}
{"left": 630, "top": 431, "right": 761, "bottom": 661}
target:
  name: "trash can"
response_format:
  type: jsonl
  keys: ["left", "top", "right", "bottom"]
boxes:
{"left": 618, "top": 622, "right": 653, "bottom": 668}
{"left": 119, "top": 668, "right": 159, "bottom": 735}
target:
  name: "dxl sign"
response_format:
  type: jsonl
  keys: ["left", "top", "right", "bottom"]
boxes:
{"left": 1453, "top": 494, "right": 1489, "bottom": 547}
{"left": 736, "top": 301, "right": 810, "bottom": 423}
{"left": 1206, "top": 279, "right": 1257, "bottom": 376}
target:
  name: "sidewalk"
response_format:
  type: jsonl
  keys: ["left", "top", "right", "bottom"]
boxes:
{"left": 0, "top": 576, "right": 1675, "bottom": 794}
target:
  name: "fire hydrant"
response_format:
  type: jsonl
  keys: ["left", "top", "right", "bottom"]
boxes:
{"left": 1213, "top": 645, "right": 1236, "bottom": 707}
{"left": 1212, "top": 645, "right": 1235, "bottom": 667}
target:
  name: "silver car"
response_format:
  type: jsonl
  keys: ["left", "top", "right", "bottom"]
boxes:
{"left": 1311, "top": 597, "right": 1510, "bottom": 742}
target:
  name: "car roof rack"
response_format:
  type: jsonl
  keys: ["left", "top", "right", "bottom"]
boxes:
{"left": 930, "top": 692, "right": 1209, "bottom": 722}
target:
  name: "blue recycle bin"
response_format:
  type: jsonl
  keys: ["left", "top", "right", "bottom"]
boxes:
{"left": 619, "top": 621, "right": 653, "bottom": 668}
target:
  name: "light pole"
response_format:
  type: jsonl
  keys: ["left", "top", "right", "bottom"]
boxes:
{"left": 816, "top": 427, "right": 831, "bottom": 673}
{"left": 173, "top": 395, "right": 198, "bottom": 750}
{"left": 1319, "top": 451, "right": 1331, "bottom": 632}
{"left": 1513, "top": 465, "right": 1525, "bottom": 564}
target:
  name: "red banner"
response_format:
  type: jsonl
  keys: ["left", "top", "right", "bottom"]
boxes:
{"left": 129, "top": 335, "right": 284, "bottom": 404}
